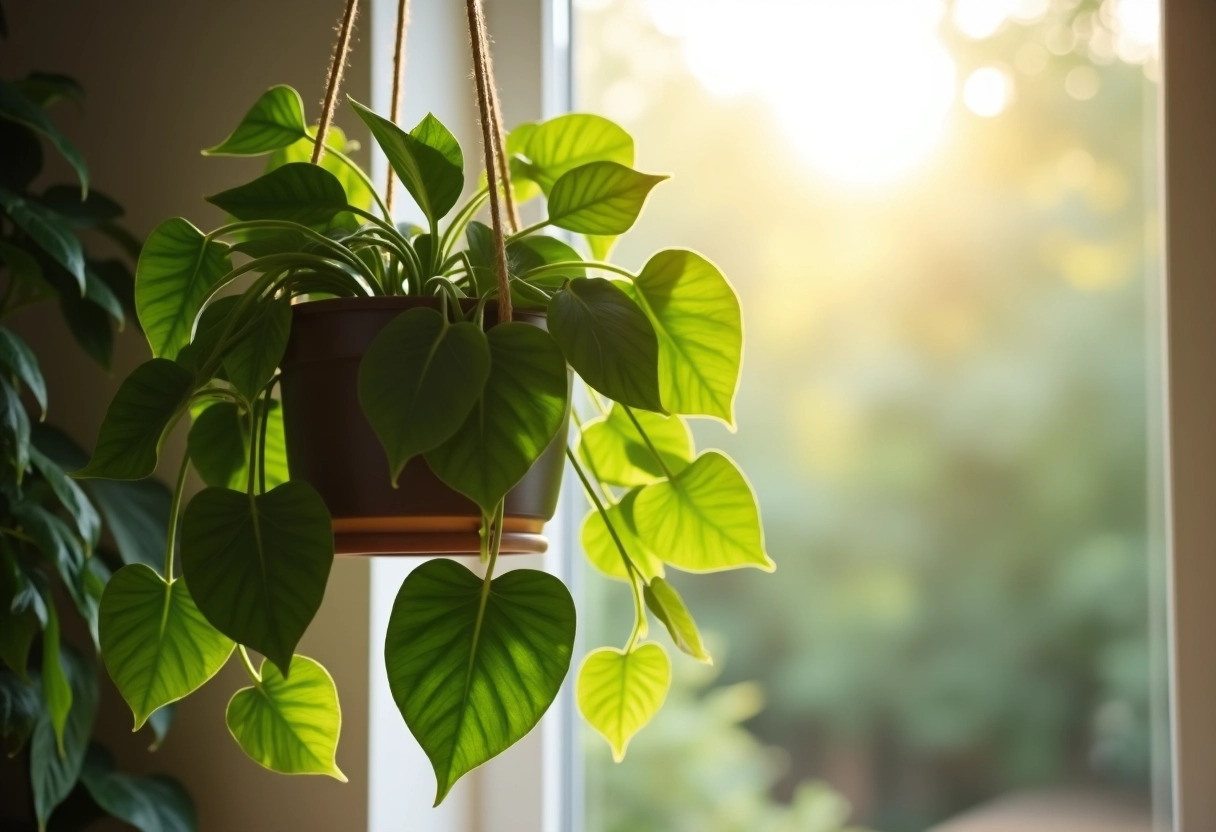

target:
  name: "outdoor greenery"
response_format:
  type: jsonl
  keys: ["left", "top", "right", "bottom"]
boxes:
{"left": 0, "top": 63, "right": 196, "bottom": 831}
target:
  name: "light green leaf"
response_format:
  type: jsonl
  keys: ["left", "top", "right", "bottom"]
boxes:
{"left": 30, "top": 446, "right": 101, "bottom": 550}
{"left": 633, "top": 451, "right": 773, "bottom": 573}
{"left": 548, "top": 277, "right": 663, "bottom": 412}
{"left": 586, "top": 234, "right": 617, "bottom": 261}
{"left": 0, "top": 79, "right": 88, "bottom": 195}
{"left": 0, "top": 326, "right": 46, "bottom": 418}
{"left": 644, "top": 577, "right": 710, "bottom": 663}
{"left": 226, "top": 654, "right": 345, "bottom": 780}
{"left": 580, "top": 490, "right": 664, "bottom": 582}
{"left": 100, "top": 564, "right": 235, "bottom": 729}
{"left": 204, "top": 85, "right": 309, "bottom": 156}
{"left": 80, "top": 744, "right": 198, "bottom": 832}
{"left": 546, "top": 162, "right": 666, "bottom": 235}
{"left": 520, "top": 113, "right": 633, "bottom": 194}
{"left": 31, "top": 645, "right": 97, "bottom": 828}
{"left": 632, "top": 249, "right": 742, "bottom": 426}
{"left": 180, "top": 482, "right": 333, "bottom": 676}
{"left": 425, "top": 323, "right": 569, "bottom": 515}
{"left": 267, "top": 125, "right": 374, "bottom": 213}
{"left": 223, "top": 297, "right": 291, "bottom": 399}
{"left": 385, "top": 560, "right": 575, "bottom": 804}
{"left": 577, "top": 643, "right": 670, "bottom": 762}
{"left": 135, "top": 218, "right": 233, "bottom": 360}
{"left": 73, "top": 359, "right": 194, "bottom": 480}
{"left": 358, "top": 307, "right": 490, "bottom": 485}
{"left": 39, "top": 599, "right": 71, "bottom": 753}
{"left": 205, "top": 163, "right": 349, "bottom": 226}
{"left": 0, "top": 185, "right": 85, "bottom": 291}
{"left": 578, "top": 404, "right": 691, "bottom": 487}
{"left": 349, "top": 99, "right": 463, "bottom": 224}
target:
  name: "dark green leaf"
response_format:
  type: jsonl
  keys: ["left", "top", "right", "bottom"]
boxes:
{"left": 205, "top": 163, "right": 349, "bottom": 226}
{"left": 147, "top": 704, "right": 175, "bottom": 750}
{"left": 59, "top": 283, "right": 113, "bottom": 368}
{"left": 39, "top": 185, "right": 122, "bottom": 228}
{"left": 509, "top": 235, "right": 585, "bottom": 287}
{"left": 0, "top": 120, "right": 42, "bottom": 192}
{"left": 0, "top": 668, "right": 40, "bottom": 754}
{"left": 13, "top": 73, "right": 82, "bottom": 108}
{"left": 545, "top": 162, "right": 666, "bottom": 235}
{"left": 30, "top": 647, "right": 98, "bottom": 828}
{"left": 14, "top": 503, "right": 90, "bottom": 632}
{"left": 30, "top": 446, "right": 101, "bottom": 550}
{"left": 73, "top": 359, "right": 194, "bottom": 480}
{"left": 358, "top": 307, "right": 491, "bottom": 484}
{"left": 85, "top": 478, "right": 170, "bottom": 570}
{"left": 0, "top": 326, "right": 46, "bottom": 418}
{"left": 80, "top": 744, "right": 198, "bottom": 832}
{"left": 222, "top": 297, "right": 290, "bottom": 399}
{"left": 204, "top": 85, "right": 308, "bottom": 156}
{"left": 0, "top": 553, "right": 38, "bottom": 675}
{"left": 0, "top": 238, "right": 44, "bottom": 287}
{"left": 187, "top": 402, "right": 247, "bottom": 489}
{"left": 349, "top": 99, "right": 463, "bottom": 224}
{"left": 0, "top": 185, "right": 85, "bottom": 292}
{"left": 265, "top": 125, "right": 374, "bottom": 214}
{"left": 426, "top": 323, "right": 569, "bottom": 514}
{"left": 548, "top": 277, "right": 663, "bottom": 411}
{"left": 135, "top": 218, "right": 232, "bottom": 361}
{"left": 82, "top": 265, "right": 125, "bottom": 326}
{"left": 181, "top": 482, "right": 333, "bottom": 676}
{"left": 0, "top": 377, "right": 31, "bottom": 477}
{"left": 172, "top": 295, "right": 238, "bottom": 377}
{"left": 643, "top": 577, "right": 710, "bottom": 662}
{"left": 385, "top": 560, "right": 575, "bottom": 804}
{"left": 38, "top": 595, "right": 71, "bottom": 753}
{"left": 0, "top": 79, "right": 88, "bottom": 195}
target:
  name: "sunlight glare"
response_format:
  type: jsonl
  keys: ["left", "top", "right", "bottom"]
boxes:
{"left": 963, "top": 67, "right": 1013, "bottom": 117}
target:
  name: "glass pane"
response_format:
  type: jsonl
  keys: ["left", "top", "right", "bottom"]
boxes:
{"left": 572, "top": 1, "right": 1169, "bottom": 830}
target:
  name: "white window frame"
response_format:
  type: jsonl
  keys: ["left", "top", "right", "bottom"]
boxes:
{"left": 360, "top": 0, "right": 1216, "bottom": 830}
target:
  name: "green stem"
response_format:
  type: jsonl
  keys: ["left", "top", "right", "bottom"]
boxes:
{"left": 622, "top": 405, "right": 677, "bottom": 481}
{"left": 506, "top": 219, "right": 551, "bottom": 242}
{"left": 440, "top": 188, "right": 491, "bottom": 259}
{"left": 325, "top": 145, "right": 393, "bottom": 220}
{"left": 519, "top": 260, "right": 635, "bottom": 282}
{"left": 163, "top": 454, "right": 191, "bottom": 581}
{"left": 208, "top": 219, "right": 380, "bottom": 291}
{"left": 566, "top": 447, "right": 638, "bottom": 579}
{"left": 625, "top": 573, "right": 647, "bottom": 652}
{"left": 238, "top": 645, "right": 263, "bottom": 687}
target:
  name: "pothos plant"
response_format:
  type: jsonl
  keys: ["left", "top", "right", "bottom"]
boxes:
{"left": 75, "top": 74, "right": 773, "bottom": 801}
{"left": 0, "top": 63, "right": 196, "bottom": 831}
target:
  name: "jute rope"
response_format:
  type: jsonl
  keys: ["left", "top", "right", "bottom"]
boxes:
{"left": 385, "top": 0, "right": 410, "bottom": 213}
{"left": 312, "top": 0, "right": 361, "bottom": 164}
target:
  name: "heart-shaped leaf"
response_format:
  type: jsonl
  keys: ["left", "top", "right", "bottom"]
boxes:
{"left": 0, "top": 327, "right": 46, "bottom": 418}
{"left": 135, "top": 218, "right": 233, "bottom": 360}
{"left": 0, "top": 185, "right": 85, "bottom": 291}
{"left": 578, "top": 404, "right": 691, "bottom": 487}
{"left": 425, "top": 323, "right": 569, "bottom": 514}
{"left": 80, "top": 744, "right": 198, "bottom": 832}
{"left": 633, "top": 451, "right": 773, "bottom": 573}
{"left": 74, "top": 359, "right": 194, "bottom": 480}
{"left": 580, "top": 489, "right": 665, "bottom": 582}
{"left": 226, "top": 654, "right": 346, "bottom": 781}
{"left": 100, "top": 563, "right": 235, "bottom": 729}
{"left": 358, "top": 307, "right": 491, "bottom": 485}
{"left": 545, "top": 162, "right": 666, "bottom": 235}
{"left": 632, "top": 249, "right": 742, "bottom": 426}
{"left": 205, "top": 85, "right": 309, "bottom": 156}
{"left": 643, "top": 577, "right": 710, "bottom": 663}
{"left": 349, "top": 100, "right": 463, "bottom": 224}
{"left": 267, "top": 125, "right": 374, "bottom": 213}
{"left": 518, "top": 113, "right": 633, "bottom": 194}
{"left": 548, "top": 277, "right": 663, "bottom": 412}
{"left": 385, "top": 560, "right": 576, "bottom": 805}
{"left": 222, "top": 296, "right": 291, "bottom": 399}
{"left": 206, "top": 163, "right": 350, "bottom": 226}
{"left": 30, "top": 645, "right": 97, "bottom": 828}
{"left": 180, "top": 482, "right": 333, "bottom": 676}
{"left": 0, "top": 79, "right": 88, "bottom": 194}
{"left": 577, "top": 643, "right": 670, "bottom": 761}
{"left": 187, "top": 400, "right": 289, "bottom": 492}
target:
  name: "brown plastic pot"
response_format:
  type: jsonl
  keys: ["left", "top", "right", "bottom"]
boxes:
{"left": 278, "top": 296, "right": 568, "bottom": 556}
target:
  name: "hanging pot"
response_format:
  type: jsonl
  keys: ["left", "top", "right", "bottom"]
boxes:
{"left": 278, "top": 296, "right": 568, "bottom": 556}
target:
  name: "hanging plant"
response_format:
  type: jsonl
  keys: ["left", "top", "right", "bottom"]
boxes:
{"left": 75, "top": 0, "right": 772, "bottom": 805}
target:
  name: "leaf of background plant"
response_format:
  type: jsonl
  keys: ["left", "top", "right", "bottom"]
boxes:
{"left": 424, "top": 323, "right": 568, "bottom": 515}
{"left": 385, "top": 560, "right": 575, "bottom": 805}
{"left": 30, "top": 645, "right": 96, "bottom": 827}
{"left": 0, "top": 78, "right": 88, "bottom": 194}
{"left": 632, "top": 249, "right": 742, "bottom": 426}
{"left": 147, "top": 704, "right": 175, "bottom": 751}
{"left": 0, "top": 326, "right": 46, "bottom": 417}
{"left": 580, "top": 490, "right": 665, "bottom": 582}
{"left": 545, "top": 162, "right": 666, "bottom": 235}
{"left": 0, "top": 377, "right": 31, "bottom": 474}
{"left": 39, "top": 185, "right": 123, "bottom": 228}
{"left": 520, "top": 113, "right": 634, "bottom": 194}
{"left": 548, "top": 277, "right": 663, "bottom": 412}
{"left": 14, "top": 503, "right": 88, "bottom": 630}
{"left": 226, "top": 654, "right": 345, "bottom": 780}
{"left": 13, "top": 72, "right": 84, "bottom": 108}
{"left": 222, "top": 296, "right": 290, "bottom": 399}
{"left": 644, "top": 577, "right": 711, "bottom": 663}
{"left": 181, "top": 482, "right": 332, "bottom": 676}
{"left": 358, "top": 307, "right": 490, "bottom": 485}
{"left": 135, "top": 218, "right": 232, "bottom": 360}
{"left": 85, "top": 478, "right": 170, "bottom": 570}
{"left": 205, "top": 163, "right": 350, "bottom": 226}
{"left": 577, "top": 643, "right": 670, "bottom": 762}
{"left": 0, "top": 185, "right": 85, "bottom": 291}
{"left": 633, "top": 451, "right": 773, "bottom": 573}
{"left": 73, "top": 359, "right": 193, "bottom": 480}
{"left": 204, "top": 85, "right": 308, "bottom": 156}
{"left": 0, "top": 603, "right": 37, "bottom": 678}
{"left": 349, "top": 100, "right": 463, "bottom": 224}
{"left": 0, "top": 238, "right": 44, "bottom": 288}
{"left": 59, "top": 282, "right": 114, "bottom": 368}
{"left": 29, "top": 446, "right": 100, "bottom": 550}
{"left": 82, "top": 265, "right": 126, "bottom": 326}
{"left": 100, "top": 563, "right": 234, "bottom": 729}
{"left": 80, "top": 744, "right": 198, "bottom": 832}
{"left": 578, "top": 404, "right": 691, "bottom": 487}
{"left": 0, "top": 668, "right": 40, "bottom": 753}
{"left": 266, "top": 125, "right": 374, "bottom": 213}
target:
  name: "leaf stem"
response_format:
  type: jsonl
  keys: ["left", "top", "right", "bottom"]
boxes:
{"left": 238, "top": 645, "right": 263, "bottom": 687}
{"left": 163, "top": 453, "right": 191, "bottom": 581}
{"left": 519, "top": 260, "right": 635, "bottom": 282}
{"left": 326, "top": 145, "right": 393, "bottom": 219}
{"left": 506, "top": 219, "right": 551, "bottom": 242}
{"left": 440, "top": 188, "right": 490, "bottom": 259}
{"left": 622, "top": 405, "right": 677, "bottom": 481}
{"left": 566, "top": 447, "right": 639, "bottom": 580}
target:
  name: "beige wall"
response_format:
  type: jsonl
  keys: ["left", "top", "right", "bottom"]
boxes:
{"left": 1, "top": 1, "right": 373, "bottom": 828}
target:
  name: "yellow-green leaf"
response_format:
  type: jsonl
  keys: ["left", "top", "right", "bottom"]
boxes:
{"left": 580, "top": 490, "right": 664, "bottom": 582}
{"left": 577, "top": 644, "right": 670, "bottom": 762}
{"left": 644, "top": 577, "right": 711, "bottom": 663}
{"left": 546, "top": 162, "right": 666, "bottom": 236}
{"left": 578, "top": 404, "right": 692, "bottom": 487}
{"left": 204, "top": 85, "right": 309, "bottom": 156}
